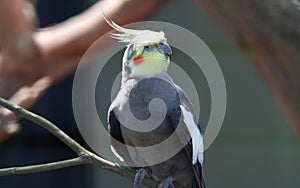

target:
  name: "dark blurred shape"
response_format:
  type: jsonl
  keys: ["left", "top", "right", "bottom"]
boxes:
{"left": 36, "top": 0, "right": 93, "bottom": 27}
{"left": 0, "top": 1, "right": 95, "bottom": 187}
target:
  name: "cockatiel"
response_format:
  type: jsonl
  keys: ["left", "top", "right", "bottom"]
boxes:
{"left": 103, "top": 11, "right": 206, "bottom": 188}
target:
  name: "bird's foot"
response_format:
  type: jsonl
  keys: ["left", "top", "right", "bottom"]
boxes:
{"left": 157, "top": 176, "right": 174, "bottom": 188}
{"left": 134, "top": 167, "right": 152, "bottom": 188}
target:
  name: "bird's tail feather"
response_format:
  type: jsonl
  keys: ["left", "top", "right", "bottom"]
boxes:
{"left": 192, "top": 176, "right": 206, "bottom": 188}
{"left": 192, "top": 163, "right": 206, "bottom": 188}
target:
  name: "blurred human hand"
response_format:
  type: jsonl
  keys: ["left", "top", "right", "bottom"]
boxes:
{"left": 0, "top": 76, "right": 52, "bottom": 143}
{"left": 0, "top": 0, "right": 169, "bottom": 143}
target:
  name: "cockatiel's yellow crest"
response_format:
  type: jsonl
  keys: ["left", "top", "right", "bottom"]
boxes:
{"left": 101, "top": 9, "right": 166, "bottom": 45}
{"left": 101, "top": 9, "right": 172, "bottom": 78}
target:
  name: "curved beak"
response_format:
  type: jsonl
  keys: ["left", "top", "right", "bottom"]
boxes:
{"left": 159, "top": 42, "right": 172, "bottom": 58}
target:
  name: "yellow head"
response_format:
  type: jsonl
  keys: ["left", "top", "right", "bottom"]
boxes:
{"left": 124, "top": 40, "right": 172, "bottom": 77}
{"left": 101, "top": 10, "right": 172, "bottom": 78}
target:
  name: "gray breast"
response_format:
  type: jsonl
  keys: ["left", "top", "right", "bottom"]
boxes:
{"left": 120, "top": 77, "right": 182, "bottom": 147}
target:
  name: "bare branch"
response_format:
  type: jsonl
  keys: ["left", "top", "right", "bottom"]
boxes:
{"left": 0, "top": 97, "right": 87, "bottom": 156}
{"left": 0, "top": 157, "right": 90, "bottom": 176}
{"left": 0, "top": 97, "right": 159, "bottom": 188}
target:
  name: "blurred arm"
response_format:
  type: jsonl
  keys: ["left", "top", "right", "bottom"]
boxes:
{"left": 35, "top": 0, "right": 170, "bottom": 67}
{"left": 0, "top": 0, "right": 170, "bottom": 142}
{"left": 0, "top": 0, "right": 39, "bottom": 79}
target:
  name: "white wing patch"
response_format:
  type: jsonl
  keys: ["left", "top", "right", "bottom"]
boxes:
{"left": 180, "top": 105, "right": 204, "bottom": 165}
{"left": 110, "top": 145, "right": 124, "bottom": 162}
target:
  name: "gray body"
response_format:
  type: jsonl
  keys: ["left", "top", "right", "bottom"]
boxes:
{"left": 108, "top": 73, "right": 205, "bottom": 188}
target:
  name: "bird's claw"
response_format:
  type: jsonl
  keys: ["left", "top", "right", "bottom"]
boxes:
{"left": 133, "top": 167, "right": 152, "bottom": 188}
{"left": 157, "top": 176, "right": 174, "bottom": 188}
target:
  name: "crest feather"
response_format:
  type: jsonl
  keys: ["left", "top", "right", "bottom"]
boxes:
{"left": 101, "top": 9, "right": 166, "bottom": 44}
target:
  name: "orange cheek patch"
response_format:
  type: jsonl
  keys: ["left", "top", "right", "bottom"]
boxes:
{"left": 133, "top": 54, "right": 144, "bottom": 66}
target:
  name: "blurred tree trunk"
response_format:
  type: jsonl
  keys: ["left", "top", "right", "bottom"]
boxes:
{"left": 195, "top": 0, "right": 300, "bottom": 137}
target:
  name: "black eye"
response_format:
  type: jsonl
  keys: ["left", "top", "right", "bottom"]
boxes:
{"left": 144, "top": 45, "right": 151, "bottom": 50}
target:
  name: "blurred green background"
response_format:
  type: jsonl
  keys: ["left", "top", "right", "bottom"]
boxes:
{"left": 94, "top": 0, "right": 300, "bottom": 187}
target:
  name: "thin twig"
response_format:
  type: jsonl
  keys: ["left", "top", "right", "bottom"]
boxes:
{"left": 0, "top": 157, "right": 89, "bottom": 176}
{"left": 0, "top": 97, "right": 159, "bottom": 188}
{"left": 0, "top": 97, "right": 86, "bottom": 156}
